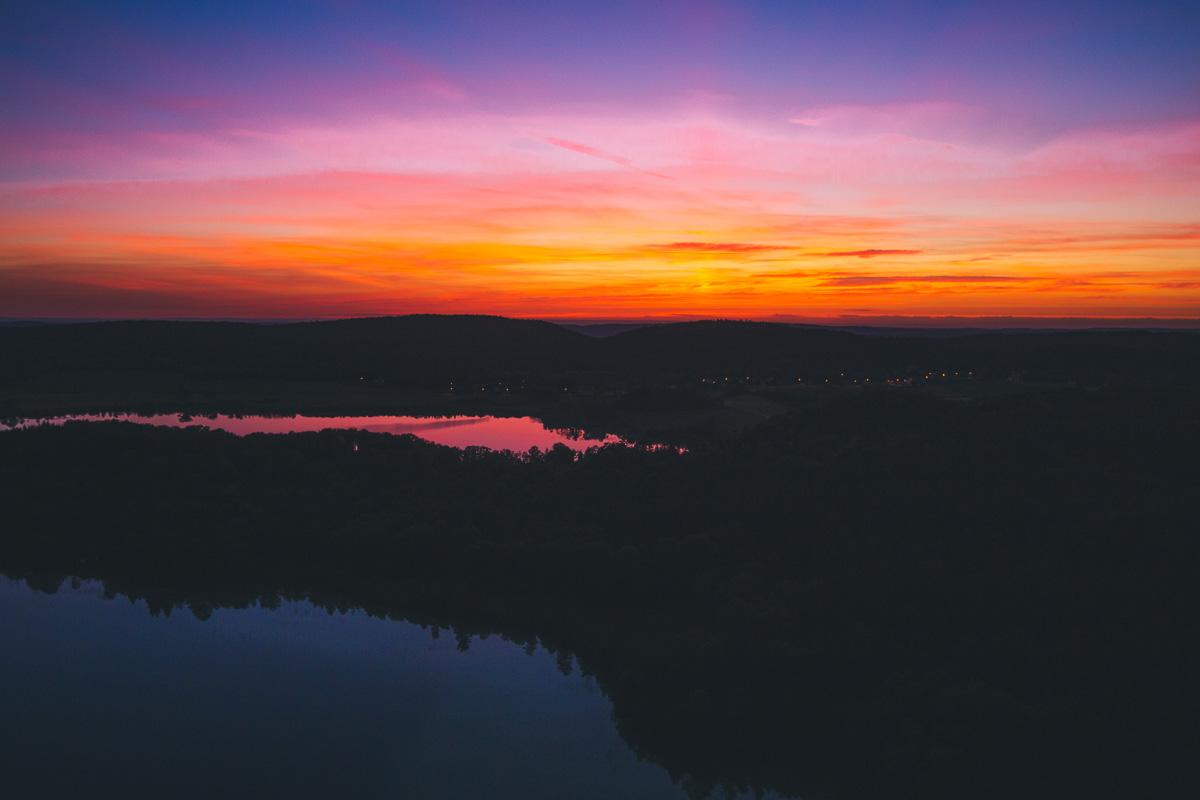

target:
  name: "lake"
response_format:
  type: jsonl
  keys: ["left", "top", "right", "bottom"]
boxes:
{"left": 0, "top": 574, "right": 725, "bottom": 799}
{"left": 0, "top": 413, "right": 625, "bottom": 452}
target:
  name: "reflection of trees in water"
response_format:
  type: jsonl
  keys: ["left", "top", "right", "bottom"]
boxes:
{"left": 6, "top": 563, "right": 796, "bottom": 800}
{"left": 2, "top": 386, "right": 1197, "bottom": 799}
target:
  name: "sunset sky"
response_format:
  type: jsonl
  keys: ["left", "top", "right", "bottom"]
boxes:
{"left": 2, "top": 0, "right": 1198, "bottom": 322}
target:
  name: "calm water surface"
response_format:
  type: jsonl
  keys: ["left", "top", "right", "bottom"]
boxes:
{"left": 1, "top": 413, "right": 624, "bottom": 452}
{"left": 0, "top": 575, "right": 694, "bottom": 799}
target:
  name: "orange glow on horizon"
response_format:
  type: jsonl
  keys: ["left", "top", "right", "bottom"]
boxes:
{"left": 2, "top": 112, "right": 1198, "bottom": 321}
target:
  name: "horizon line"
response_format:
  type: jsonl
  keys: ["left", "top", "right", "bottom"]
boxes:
{"left": 3, "top": 313, "right": 1200, "bottom": 330}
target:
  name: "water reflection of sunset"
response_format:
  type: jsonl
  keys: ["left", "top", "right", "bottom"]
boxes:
{"left": 3, "top": 414, "right": 624, "bottom": 453}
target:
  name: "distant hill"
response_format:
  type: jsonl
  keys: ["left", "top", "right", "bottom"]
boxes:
{"left": 1, "top": 314, "right": 1197, "bottom": 392}
{"left": 0, "top": 315, "right": 590, "bottom": 388}
{"left": 603, "top": 320, "right": 1199, "bottom": 385}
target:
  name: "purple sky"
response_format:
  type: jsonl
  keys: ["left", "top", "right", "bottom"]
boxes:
{"left": 2, "top": 1, "right": 1197, "bottom": 319}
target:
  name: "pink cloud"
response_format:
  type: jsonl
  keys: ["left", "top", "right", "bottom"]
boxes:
{"left": 995, "top": 121, "right": 1200, "bottom": 202}
{"left": 543, "top": 137, "right": 671, "bottom": 179}
{"left": 358, "top": 42, "right": 470, "bottom": 103}
{"left": 788, "top": 101, "right": 985, "bottom": 137}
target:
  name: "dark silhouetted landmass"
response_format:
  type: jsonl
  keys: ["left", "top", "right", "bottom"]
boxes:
{"left": 2, "top": 315, "right": 1198, "bottom": 387}
{"left": 2, "top": 316, "right": 1198, "bottom": 440}
{"left": 2, "top": 379, "right": 1198, "bottom": 798}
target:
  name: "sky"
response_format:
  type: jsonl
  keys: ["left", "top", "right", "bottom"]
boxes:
{"left": 1, "top": 0, "right": 1198, "bottom": 322}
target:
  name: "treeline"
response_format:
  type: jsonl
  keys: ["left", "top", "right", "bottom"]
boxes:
{"left": 2, "top": 386, "right": 1198, "bottom": 798}
{"left": 2, "top": 315, "right": 1197, "bottom": 393}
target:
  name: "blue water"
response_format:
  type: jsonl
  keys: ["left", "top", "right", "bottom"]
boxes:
{"left": 0, "top": 576, "right": 690, "bottom": 799}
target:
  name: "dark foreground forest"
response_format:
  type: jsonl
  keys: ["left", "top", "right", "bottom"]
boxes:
{"left": 3, "top": 369, "right": 1198, "bottom": 797}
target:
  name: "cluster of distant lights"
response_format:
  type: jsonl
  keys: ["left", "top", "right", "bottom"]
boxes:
{"left": 443, "top": 371, "right": 978, "bottom": 395}
{"left": 698, "top": 371, "right": 975, "bottom": 386}
{"left": 364, "top": 377, "right": 543, "bottom": 393}
{"left": 448, "top": 380, "right": 538, "bottom": 393}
